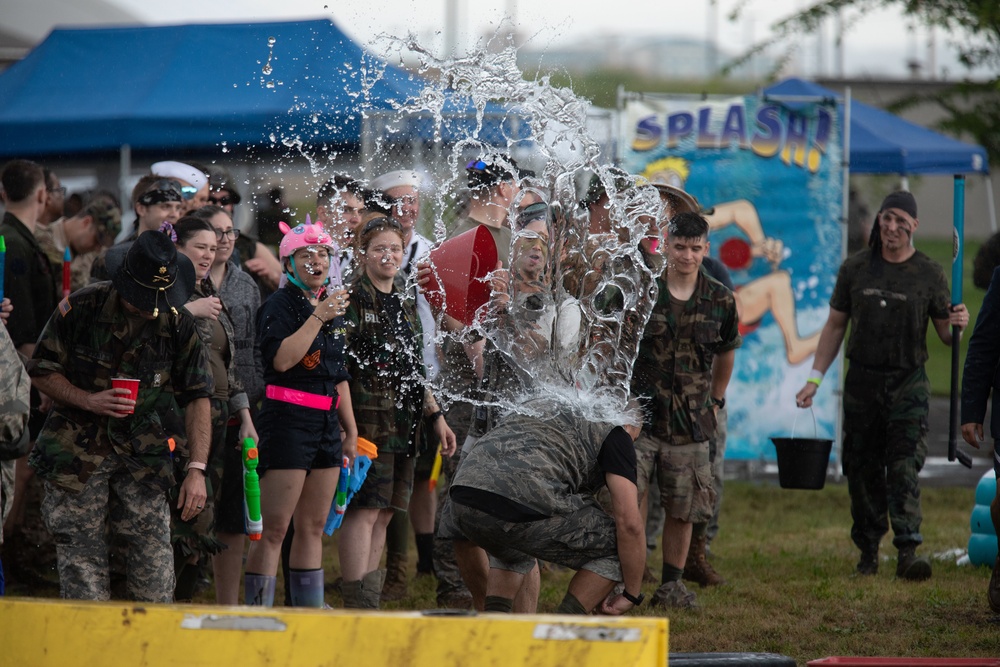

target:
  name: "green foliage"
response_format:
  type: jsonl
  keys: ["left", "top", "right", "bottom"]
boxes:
{"left": 534, "top": 69, "right": 753, "bottom": 109}
{"left": 727, "top": 0, "right": 1000, "bottom": 164}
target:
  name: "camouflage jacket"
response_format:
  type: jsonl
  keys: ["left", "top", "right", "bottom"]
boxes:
{"left": 0, "top": 323, "right": 30, "bottom": 460}
{"left": 27, "top": 282, "right": 213, "bottom": 492}
{"left": 345, "top": 274, "right": 425, "bottom": 455}
{"left": 452, "top": 397, "right": 617, "bottom": 516}
{"left": 632, "top": 266, "right": 741, "bottom": 445}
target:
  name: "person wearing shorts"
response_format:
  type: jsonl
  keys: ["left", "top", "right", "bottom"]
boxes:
{"left": 243, "top": 219, "right": 358, "bottom": 608}
{"left": 631, "top": 212, "right": 740, "bottom": 610}
{"left": 338, "top": 214, "right": 455, "bottom": 609}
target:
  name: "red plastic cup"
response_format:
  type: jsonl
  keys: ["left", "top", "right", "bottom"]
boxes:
{"left": 112, "top": 377, "right": 140, "bottom": 415}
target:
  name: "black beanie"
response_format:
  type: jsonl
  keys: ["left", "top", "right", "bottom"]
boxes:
{"left": 879, "top": 191, "right": 917, "bottom": 219}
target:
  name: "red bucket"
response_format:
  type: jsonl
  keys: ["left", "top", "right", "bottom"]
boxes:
{"left": 423, "top": 225, "right": 499, "bottom": 326}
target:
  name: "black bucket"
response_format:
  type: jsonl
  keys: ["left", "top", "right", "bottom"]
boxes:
{"left": 770, "top": 408, "right": 833, "bottom": 490}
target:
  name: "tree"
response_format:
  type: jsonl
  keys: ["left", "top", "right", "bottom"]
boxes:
{"left": 725, "top": 0, "right": 1000, "bottom": 164}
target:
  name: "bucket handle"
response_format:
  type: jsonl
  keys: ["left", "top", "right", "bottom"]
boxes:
{"left": 791, "top": 406, "right": 819, "bottom": 439}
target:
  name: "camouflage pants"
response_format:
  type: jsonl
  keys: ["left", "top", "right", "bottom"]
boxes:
{"left": 434, "top": 401, "right": 473, "bottom": 600}
{"left": 842, "top": 364, "right": 929, "bottom": 551}
{"left": 41, "top": 452, "right": 174, "bottom": 602}
{"left": 0, "top": 459, "right": 12, "bottom": 547}
{"left": 451, "top": 499, "right": 622, "bottom": 582}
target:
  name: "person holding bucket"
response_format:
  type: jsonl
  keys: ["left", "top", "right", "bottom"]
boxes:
{"left": 796, "top": 190, "right": 969, "bottom": 580}
{"left": 243, "top": 219, "right": 358, "bottom": 607}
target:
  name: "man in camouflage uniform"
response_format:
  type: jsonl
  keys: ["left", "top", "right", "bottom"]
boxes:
{"left": 27, "top": 231, "right": 213, "bottom": 602}
{"left": 797, "top": 191, "right": 968, "bottom": 580}
{"left": 631, "top": 211, "right": 741, "bottom": 610}
{"left": 37, "top": 195, "right": 121, "bottom": 295}
{"left": 450, "top": 396, "right": 646, "bottom": 615}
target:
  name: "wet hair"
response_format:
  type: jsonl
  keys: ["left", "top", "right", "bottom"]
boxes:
{"left": 172, "top": 215, "right": 216, "bottom": 247}
{"left": 363, "top": 189, "right": 395, "bottom": 218}
{"left": 355, "top": 214, "right": 404, "bottom": 254}
{"left": 317, "top": 174, "right": 365, "bottom": 207}
{"left": 666, "top": 211, "right": 709, "bottom": 240}
{"left": 0, "top": 159, "right": 45, "bottom": 203}
{"left": 466, "top": 154, "right": 519, "bottom": 190}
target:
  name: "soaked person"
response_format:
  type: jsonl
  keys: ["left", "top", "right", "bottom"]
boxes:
{"left": 796, "top": 191, "right": 968, "bottom": 580}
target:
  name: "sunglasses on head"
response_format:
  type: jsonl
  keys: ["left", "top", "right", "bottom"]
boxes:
{"left": 180, "top": 185, "right": 199, "bottom": 201}
{"left": 138, "top": 179, "right": 184, "bottom": 206}
{"left": 466, "top": 160, "right": 488, "bottom": 171}
{"left": 361, "top": 216, "right": 403, "bottom": 235}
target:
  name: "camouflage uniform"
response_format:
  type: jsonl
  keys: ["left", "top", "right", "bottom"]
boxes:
{"left": 36, "top": 198, "right": 121, "bottom": 295}
{"left": 0, "top": 322, "right": 31, "bottom": 547}
{"left": 27, "top": 282, "right": 213, "bottom": 601}
{"left": 344, "top": 273, "right": 425, "bottom": 510}
{"left": 450, "top": 398, "right": 631, "bottom": 581}
{"left": 631, "top": 266, "right": 741, "bottom": 521}
{"left": 832, "top": 250, "right": 950, "bottom": 551}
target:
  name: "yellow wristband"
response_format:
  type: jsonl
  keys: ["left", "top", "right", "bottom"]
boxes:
{"left": 806, "top": 377, "right": 821, "bottom": 387}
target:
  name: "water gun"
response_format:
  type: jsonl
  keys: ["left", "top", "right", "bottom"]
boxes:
{"left": 243, "top": 437, "right": 263, "bottom": 541}
{"left": 324, "top": 437, "right": 378, "bottom": 535}
{"left": 0, "top": 235, "right": 6, "bottom": 302}
{"left": 62, "top": 246, "right": 72, "bottom": 298}
{"left": 334, "top": 456, "right": 349, "bottom": 514}
{"left": 428, "top": 445, "right": 443, "bottom": 492}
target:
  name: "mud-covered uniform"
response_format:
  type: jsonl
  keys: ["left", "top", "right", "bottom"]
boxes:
{"left": 344, "top": 274, "right": 425, "bottom": 511}
{"left": 255, "top": 283, "right": 349, "bottom": 473}
{"left": 832, "top": 250, "right": 950, "bottom": 551}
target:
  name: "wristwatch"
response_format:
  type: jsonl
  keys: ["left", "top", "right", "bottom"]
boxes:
{"left": 711, "top": 396, "right": 726, "bottom": 410}
{"left": 622, "top": 589, "right": 645, "bottom": 606}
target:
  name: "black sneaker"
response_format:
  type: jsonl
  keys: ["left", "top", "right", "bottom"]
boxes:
{"left": 856, "top": 550, "right": 878, "bottom": 576}
{"left": 896, "top": 545, "right": 932, "bottom": 581}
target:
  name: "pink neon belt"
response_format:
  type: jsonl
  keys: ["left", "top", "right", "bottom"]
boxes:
{"left": 265, "top": 385, "right": 339, "bottom": 411}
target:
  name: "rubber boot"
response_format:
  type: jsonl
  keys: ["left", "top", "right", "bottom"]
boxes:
{"left": 244, "top": 573, "right": 276, "bottom": 607}
{"left": 381, "top": 550, "right": 409, "bottom": 602}
{"left": 683, "top": 533, "right": 726, "bottom": 587}
{"left": 289, "top": 568, "right": 325, "bottom": 608}
{"left": 896, "top": 544, "right": 932, "bottom": 581}
{"left": 341, "top": 578, "right": 364, "bottom": 609}
{"left": 363, "top": 569, "right": 385, "bottom": 609}
{"left": 856, "top": 547, "right": 879, "bottom": 576}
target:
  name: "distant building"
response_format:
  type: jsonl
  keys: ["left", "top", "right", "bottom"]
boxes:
{"left": 517, "top": 34, "right": 771, "bottom": 80}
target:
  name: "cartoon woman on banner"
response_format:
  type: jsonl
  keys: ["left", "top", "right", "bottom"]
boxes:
{"left": 642, "top": 157, "right": 820, "bottom": 365}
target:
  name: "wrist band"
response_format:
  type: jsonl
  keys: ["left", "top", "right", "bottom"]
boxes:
{"left": 311, "top": 313, "right": 324, "bottom": 325}
{"left": 807, "top": 369, "right": 824, "bottom": 388}
{"left": 186, "top": 461, "right": 207, "bottom": 472}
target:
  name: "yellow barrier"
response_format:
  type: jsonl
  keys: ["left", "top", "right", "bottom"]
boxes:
{"left": 0, "top": 597, "right": 668, "bottom": 667}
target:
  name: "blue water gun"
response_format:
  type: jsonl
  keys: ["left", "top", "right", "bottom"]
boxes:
{"left": 324, "top": 437, "right": 378, "bottom": 535}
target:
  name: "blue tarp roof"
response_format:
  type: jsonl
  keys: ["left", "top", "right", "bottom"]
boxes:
{"left": 0, "top": 19, "right": 428, "bottom": 156}
{"left": 763, "top": 78, "right": 989, "bottom": 175}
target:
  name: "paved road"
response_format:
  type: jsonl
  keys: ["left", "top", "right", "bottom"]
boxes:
{"left": 726, "top": 396, "right": 994, "bottom": 489}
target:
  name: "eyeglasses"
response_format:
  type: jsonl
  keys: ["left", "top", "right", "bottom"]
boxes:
{"left": 361, "top": 216, "right": 403, "bottom": 235}
{"left": 466, "top": 160, "right": 488, "bottom": 171}
{"left": 48, "top": 186, "right": 67, "bottom": 197}
{"left": 180, "top": 185, "right": 199, "bottom": 201}
{"left": 214, "top": 228, "right": 240, "bottom": 241}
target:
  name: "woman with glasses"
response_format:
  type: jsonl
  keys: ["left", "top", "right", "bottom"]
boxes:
{"left": 189, "top": 205, "right": 265, "bottom": 603}
{"left": 338, "top": 214, "right": 456, "bottom": 608}
{"left": 167, "top": 215, "right": 259, "bottom": 602}
{"left": 244, "top": 219, "right": 358, "bottom": 608}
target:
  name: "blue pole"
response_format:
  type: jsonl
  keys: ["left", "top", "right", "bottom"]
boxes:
{"left": 950, "top": 175, "right": 972, "bottom": 467}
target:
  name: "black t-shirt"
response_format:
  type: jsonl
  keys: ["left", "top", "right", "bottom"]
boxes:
{"left": 451, "top": 426, "right": 636, "bottom": 521}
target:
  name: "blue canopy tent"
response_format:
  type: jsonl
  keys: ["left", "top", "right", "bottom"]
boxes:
{"left": 0, "top": 19, "right": 528, "bottom": 158}
{"left": 0, "top": 19, "right": 427, "bottom": 156}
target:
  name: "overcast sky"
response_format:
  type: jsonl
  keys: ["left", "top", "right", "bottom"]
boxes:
{"left": 110, "top": 0, "right": 975, "bottom": 80}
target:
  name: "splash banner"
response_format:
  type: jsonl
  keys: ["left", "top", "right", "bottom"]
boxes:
{"left": 622, "top": 93, "right": 844, "bottom": 461}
